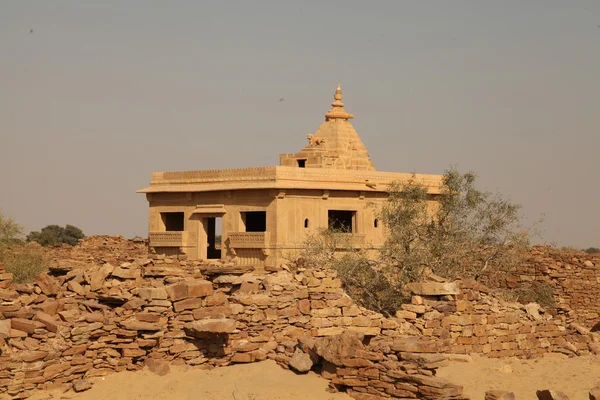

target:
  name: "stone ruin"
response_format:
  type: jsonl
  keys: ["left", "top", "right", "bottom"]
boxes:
{"left": 0, "top": 237, "right": 599, "bottom": 399}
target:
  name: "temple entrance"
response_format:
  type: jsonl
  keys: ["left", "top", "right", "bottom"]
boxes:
{"left": 205, "top": 217, "right": 222, "bottom": 259}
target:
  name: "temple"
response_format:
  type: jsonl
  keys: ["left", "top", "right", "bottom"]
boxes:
{"left": 137, "top": 85, "right": 443, "bottom": 268}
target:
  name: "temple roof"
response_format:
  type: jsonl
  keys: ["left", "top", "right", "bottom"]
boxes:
{"left": 137, "top": 84, "right": 444, "bottom": 195}
{"left": 136, "top": 166, "right": 443, "bottom": 194}
{"left": 279, "top": 85, "right": 376, "bottom": 170}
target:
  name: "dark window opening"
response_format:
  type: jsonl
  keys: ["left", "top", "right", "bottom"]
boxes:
{"left": 206, "top": 217, "right": 222, "bottom": 259}
{"left": 374, "top": 219, "right": 379, "bottom": 228}
{"left": 297, "top": 159, "right": 306, "bottom": 168}
{"left": 162, "top": 212, "right": 184, "bottom": 231}
{"left": 304, "top": 218, "right": 309, "bottom": 228}
{"left": 328, "top": 210, "right": 355, "bottom": 233}
{"left": 242, "top": 211, "right": 267, "bottom": 232}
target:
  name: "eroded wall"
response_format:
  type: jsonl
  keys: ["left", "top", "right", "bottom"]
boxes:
{"left": 0, "top": 251, "right": 594, "bottom": 400}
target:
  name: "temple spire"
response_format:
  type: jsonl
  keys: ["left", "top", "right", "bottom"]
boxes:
{"left": 325, "top": 84, "right": 354, "bottom": 121}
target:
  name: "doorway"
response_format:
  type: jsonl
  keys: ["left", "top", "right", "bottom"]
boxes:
{"left": 206, "top": 216, "right": 222, "bottom": 259}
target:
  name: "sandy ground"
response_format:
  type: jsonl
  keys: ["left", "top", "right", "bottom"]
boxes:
{"left": 438, "top": 353, "right": 600, "bottom": 399}
{"left": 29, "top": 360, "right": 351, "bottom": 400}
{"left": 27, "top": 354, "right": 600, "bottom": 400}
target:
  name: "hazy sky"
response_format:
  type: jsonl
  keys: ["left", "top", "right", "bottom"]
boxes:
{"left": 1, "top": 1, "right": 599, "bottom": 247}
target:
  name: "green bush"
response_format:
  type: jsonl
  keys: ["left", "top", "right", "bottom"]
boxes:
{"left": 27, "top": 224, "right": 85, "bottom": 246}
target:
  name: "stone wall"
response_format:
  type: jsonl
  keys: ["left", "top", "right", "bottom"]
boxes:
{"left": 0, "top": 250, "right": 594, "bottom": 400}
{"left": 398, "top": 280, "right": 589, "bottom": 358}
{"left": 0, "top": 257, "right": 465, "bottom": 399}
{"left": 490, "top": 246, "right": 600, "bottom": 327}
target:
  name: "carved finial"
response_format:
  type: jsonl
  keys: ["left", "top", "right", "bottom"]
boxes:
{"left": 325, "top": 84, "right": 354, "bottom": 121}
{"left": 333, "top": 84, "right": 343, "bottom": 103}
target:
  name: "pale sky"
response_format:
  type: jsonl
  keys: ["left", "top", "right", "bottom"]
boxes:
{"left": 1, "top": 1, "right": 599, "bottom": 248}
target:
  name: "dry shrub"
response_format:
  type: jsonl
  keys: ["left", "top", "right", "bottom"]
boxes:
{"left": 506, "top": 282, "right": 556, "bottom": 310}
{"left": 291, "top": 229, "right": 407, "bottom": 317}
{"left": 291, "top": 168, "right": 541, "bottom": 317}
{"left": 0, "top": 243, "right": 48, "bottom": 283}
{"left": 380, "top": 168, "right": 539, "bottom": 282}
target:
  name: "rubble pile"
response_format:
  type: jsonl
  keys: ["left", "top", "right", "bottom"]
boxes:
{"left": 292, "top": 331, "right": 467, "bottom": 400}
{"left": 0, "top": 255, "right": 468, "bottom": 399}
{"left": 45, "top": 236, "right": 148, "bottom": 271}
{"left": 0, "top": 237, "right": 597, "bottom": 399}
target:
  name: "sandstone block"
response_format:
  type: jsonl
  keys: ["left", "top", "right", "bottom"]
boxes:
{"left": 35, "top": 311, "right": 61, "bottom": 333}
{"left": 173, "top": 298, "right": 203, "bottom": 312}
{"left": 139, "top": 287, "right": 168, "bottom": 300}
{"left": 0, "top": 319, "right": 10, "bottom": 338}
{"left": 536, "top": 390, "right": 570, "bottom": 400}
{"left": 0, "top": 272, "right": 13, "bottom": 281}
{"left": 392, "top": 336, "right": 440, "bottom": 353}
{"left": 119, "top": 319, "right": 161, "bottom": 331}
{"left": 89, "top": 264, "right": 114, "bottom": 291}
{"left": 320, "top": 360, "right": 337, "bottom": 379}
{"left": 446, "top": 354, "right": 473, "bottom": 363}
{"left": 145, "top": 358, "right": 170, "bottom": 376}
{"left": 314, "top": 330, "right": 364, "bottom": 366}
{"left": 17, "top": 350, "right": 48, "bottom": 362}
{"left": 315, "top": 327, "right": 345, "bottom": 336}
{"left": 395, "top": 310, "right": 417, "bottom": 319}
{"left": 184, "top": 318, "right": 236, "bottom": 335}
{"left": 43, "top": 362, "right": 70, "bottom": 380}
{"left": 35, "top": 273, "right": 60, "bottom": 296}
{"left": 406, "top": 281, "right": 460, "bottom": 296}
{"left": 11, "top": 318, "right": 44, "bottom": 334}
{"left": 72, "top": 379, "right": 92, "bottom": 392}
{"left": 143, "top": 265, "right": 184, "bottom": 277}
{"left": 185, "top": 280, "right": 213, "bottom": 297}
{"left": 486, "top": 390, "right": 516, "bottom": 400}
{"left": 193, "top": 305, "right": 232, "bottom": 320}
{"left": 289, "top": 352, "right": 313, "bottom": 373}
{"left": 231, "top": 352, "right": 255, "bottom": 363}
{"left": 135, "top": 312, "right": 161, "bottom": 323}
{"left": 401, "top": 304, "right": 426, "bottom": 314}
{"left": 298, "top": 299, "right": 311, "bottom": 315}
{"left": 239, "top": 281, "right": 260, "bottom": 293}
{"left": 590, "top": 387, "right": 600, "bottom": 400}
{"left": 111, "top": 266, "right": 141, "bottom": 279}
{"left": 122, "top": 348, "right": 146, "bottom": 357}
{"left": 63, "top": 344, "right": 87, "bottom": 356}
{"left": 67, "top": 280, "right": 85, "bottom": 296}
{"left": 166, "top": 283, "right": 188, "bottom": 301}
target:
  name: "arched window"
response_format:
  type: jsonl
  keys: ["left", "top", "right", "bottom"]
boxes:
{"left": 374, "top": 219, "right": 379, "bottom": 228}
{"left": 304, "top": 218, "right": 309, "bottom": 228}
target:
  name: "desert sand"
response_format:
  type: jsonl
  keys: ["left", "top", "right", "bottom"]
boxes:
{"left": 25, "top": 354, "right": 600, "bottom": 400}
{"left": 28, "top": 360, "right": 351, "bottom": 400}
{"left": 438, "top": 353, "right": 600, "bottom": 399}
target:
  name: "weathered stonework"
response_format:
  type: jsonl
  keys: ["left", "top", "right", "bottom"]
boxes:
{"left": 0, "top": 243, "right": 596, "bottom": 400}
{"left": 137, "top": 86, "right": 443, "bottom": 268}
{"left": 487, "top": 246, "right": 600, "bottom": 328}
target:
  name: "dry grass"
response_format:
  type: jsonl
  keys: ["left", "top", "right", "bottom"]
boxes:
{"left": 0, "top": 242, "right": 48, "bottom": 283}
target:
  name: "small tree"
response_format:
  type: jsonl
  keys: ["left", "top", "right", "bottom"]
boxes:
{"left": 27, "top": 224, "right": 85, "bottom": 246}
{"left": 380, "top": 168, "right": 534, "bottom": 283}
{"left": 0, "top": 210, "right": 23, "bottom": 243}
{"left": 584, "top": 247, "right": 600, "bottom": 254}
{"left": 292, "top": 167, "right": 536, "bottom": 316}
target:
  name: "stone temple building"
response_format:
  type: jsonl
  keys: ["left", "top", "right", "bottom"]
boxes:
{"left": 137, "top": 85, "right": 442, "bottom": 269}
